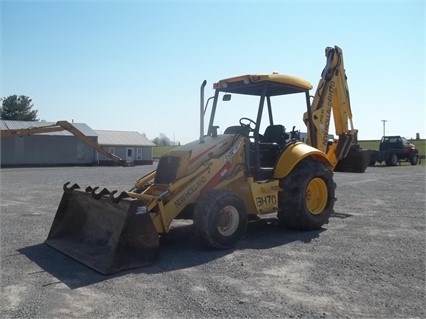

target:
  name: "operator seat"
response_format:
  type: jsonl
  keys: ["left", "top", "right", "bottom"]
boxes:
{"left": 261, "top": 125, "right": 288, "bottom": 144}
{"left": 259, "top": 125, "right": 288, "bottom": 168}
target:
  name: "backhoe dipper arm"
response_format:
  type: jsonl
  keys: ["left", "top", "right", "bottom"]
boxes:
{"left": 304, "top": 46, "right": 357, "bottom": 168}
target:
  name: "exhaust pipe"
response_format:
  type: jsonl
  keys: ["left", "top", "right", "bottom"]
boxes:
{"left": 200, "top": 80, "right": 207, "bottom": 143}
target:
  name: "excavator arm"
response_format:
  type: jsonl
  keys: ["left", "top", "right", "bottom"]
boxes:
{"left": 1, "top": 120, "right": 124, "bottom": 164}
{"left": 304, "top": 46, "right": 370, "bottom": 172}
{"left": 1, "top": 122, "right": 70, "bottom": 137}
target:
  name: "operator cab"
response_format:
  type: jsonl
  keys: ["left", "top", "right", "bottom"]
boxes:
{"left": 204, "top": 73, "right": 313, "bottom": 180}
{"left": 228, "top": 119, "right": 301, "bottom": 180}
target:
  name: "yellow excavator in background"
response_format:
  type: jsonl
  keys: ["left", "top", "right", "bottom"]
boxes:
{"left": 45, "top": 45, "right": 371, "bottom": 274}
{"left": 1, "top": 120, "right": 125, "bottom": 165}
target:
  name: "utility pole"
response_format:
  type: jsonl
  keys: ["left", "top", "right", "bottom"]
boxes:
{"left": 381, "top": 120, "right": 388, "bottom": 136}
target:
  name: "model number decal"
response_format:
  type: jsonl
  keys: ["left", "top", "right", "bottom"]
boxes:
{"left": 224, "top": 141, "right": 241, "bottom": 163}
{"left": 256, "top": 195, "right": 277, "bottom": 207}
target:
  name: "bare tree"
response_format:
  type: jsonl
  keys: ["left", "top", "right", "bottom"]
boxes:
{"left": 152, "top": 133, "right": 172, "bottom": 146}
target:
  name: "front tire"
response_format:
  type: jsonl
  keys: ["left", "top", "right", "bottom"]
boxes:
{"left": 193, "top": 189, "right": 248, "bottom": 249}
{"left": 410, "top": 154, "right": 419, "bottom": 165}
{"left": 278, "top": 158, "right": 335, "bottom": 230}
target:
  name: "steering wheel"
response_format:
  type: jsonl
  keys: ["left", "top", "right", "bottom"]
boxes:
{"left": 239, "top": 117, "right": 256, "bottom": 132}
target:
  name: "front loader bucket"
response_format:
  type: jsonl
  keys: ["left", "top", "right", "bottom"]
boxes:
{"left": 45, "top": 183, "right": 159, "bottom": 274}
{"left": 334, "top": 146, "right": 372, "bottom": 173}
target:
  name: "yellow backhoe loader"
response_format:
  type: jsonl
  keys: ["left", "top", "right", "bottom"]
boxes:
{"left": 45, "top": 46, "right": 371, "bottom": 274}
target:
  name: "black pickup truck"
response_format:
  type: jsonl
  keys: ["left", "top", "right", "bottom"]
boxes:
{"left": 369, "top": 135, "right": 419, "bottom": 166}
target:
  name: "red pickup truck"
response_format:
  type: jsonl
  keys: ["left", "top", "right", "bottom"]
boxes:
{"left": 369, "top": 136, "right": 419, "bottom": 166}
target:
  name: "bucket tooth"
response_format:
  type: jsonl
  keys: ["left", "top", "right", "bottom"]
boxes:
{"left": 63, "top": 182, "right": 80, "bottom": 192}
{"left": 85, "top": 186, "right": 93, "bottom": 192}
{"left": 110, "top": 190, "right": 129, "bottom": 204}
{"left": 91, "top": 187, "right": 110, "bottom": 200}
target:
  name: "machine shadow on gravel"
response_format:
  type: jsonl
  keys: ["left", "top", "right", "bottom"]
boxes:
{"left": 18, "top": 244, "right": 106, "bottom": 289}
{"left": 18, "top": 217, "right": 325, "bottom": 289}
{"left": 130, "top": 217, "right": 324, "bottom": 275}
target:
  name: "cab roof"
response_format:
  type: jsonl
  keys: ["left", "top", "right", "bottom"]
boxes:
{"left": 213, "top": 73, "right": 313, "bottom": 96}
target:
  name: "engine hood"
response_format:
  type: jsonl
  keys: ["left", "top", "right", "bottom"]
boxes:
{"left": 156, "top": 135, "right": 236, "bottom": 183}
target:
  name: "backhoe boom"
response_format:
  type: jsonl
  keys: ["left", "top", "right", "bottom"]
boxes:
{"left": 305, "top": 46, "right": 368, "bottom": 171}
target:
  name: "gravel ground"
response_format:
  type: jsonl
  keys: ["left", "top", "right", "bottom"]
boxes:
{"left": 1, "top": 164, "right": 425, "bottom": 319}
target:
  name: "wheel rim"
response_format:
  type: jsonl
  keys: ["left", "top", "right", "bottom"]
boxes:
{"left": 306, "top": 177, "right": 328, "bottom": 215}
{"left": 217, "top": 205, "right": 239, "bottom": 236}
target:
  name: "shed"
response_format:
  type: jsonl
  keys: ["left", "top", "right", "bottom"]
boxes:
{"left": 95, "top": 130, "right": 155, "bottom": 165}
{"left": 1, "top": 120, "right": 98, "bottom": 167}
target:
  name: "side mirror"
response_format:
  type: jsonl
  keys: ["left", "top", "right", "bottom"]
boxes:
{"left": 223, "top": 94, "right": 231, "bottom": 101}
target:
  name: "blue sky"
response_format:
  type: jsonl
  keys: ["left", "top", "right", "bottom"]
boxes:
{"left": 1, "top": 1, "right": 425, "bottom": 144}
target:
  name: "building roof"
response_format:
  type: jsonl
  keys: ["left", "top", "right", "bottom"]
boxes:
{"left": 0, "top": 120, "right": 98, "bottom": 137}
{"left": 0, "top": 120, "right": 155, "bottom": 146}
{"left": 95, "top": 130, "right": 155, "bottom": 146}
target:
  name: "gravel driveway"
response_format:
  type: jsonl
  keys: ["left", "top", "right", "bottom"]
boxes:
{"left": 1, "top": 164, "right": 425, "bottom": 318}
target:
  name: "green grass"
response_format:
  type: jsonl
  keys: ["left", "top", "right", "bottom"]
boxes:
{"left": 357, "top": 140, "right": 380, "bottom": 151}
{"left": 153, "top": 146, "right": 177, "bottom": 159}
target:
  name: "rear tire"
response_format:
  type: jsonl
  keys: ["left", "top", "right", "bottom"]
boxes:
{"left": 193, "top": 189, "right": 248, "bottom": 249}
{"left": 385, "top": 153, "right": 398, "bottom": 166}
{"left": 278, "top": 158, "right": 335, "bottom": 230}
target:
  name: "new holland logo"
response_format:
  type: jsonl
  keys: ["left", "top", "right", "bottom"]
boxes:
{"left": 174, "top": 176, "right": 207, "bottom": 208}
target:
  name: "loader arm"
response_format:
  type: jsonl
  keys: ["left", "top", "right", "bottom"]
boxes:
{"left": 1, "top": 123, "right": 67, "bottom": 137}
{"left": 1, "top": 120, "right": 123, "bottom": 164}
{"left": 304, "top": 46, "right": 358, "bottom": 169}
{"left": 55, "top": 121, "right": 124, "bottom": 164}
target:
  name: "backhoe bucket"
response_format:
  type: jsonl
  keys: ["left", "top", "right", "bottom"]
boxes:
{"left": 45, "top": 184, "right": 159, "bottom": 274}
{"left": 334, "top": 146, "right": 372, "bottom": 173}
